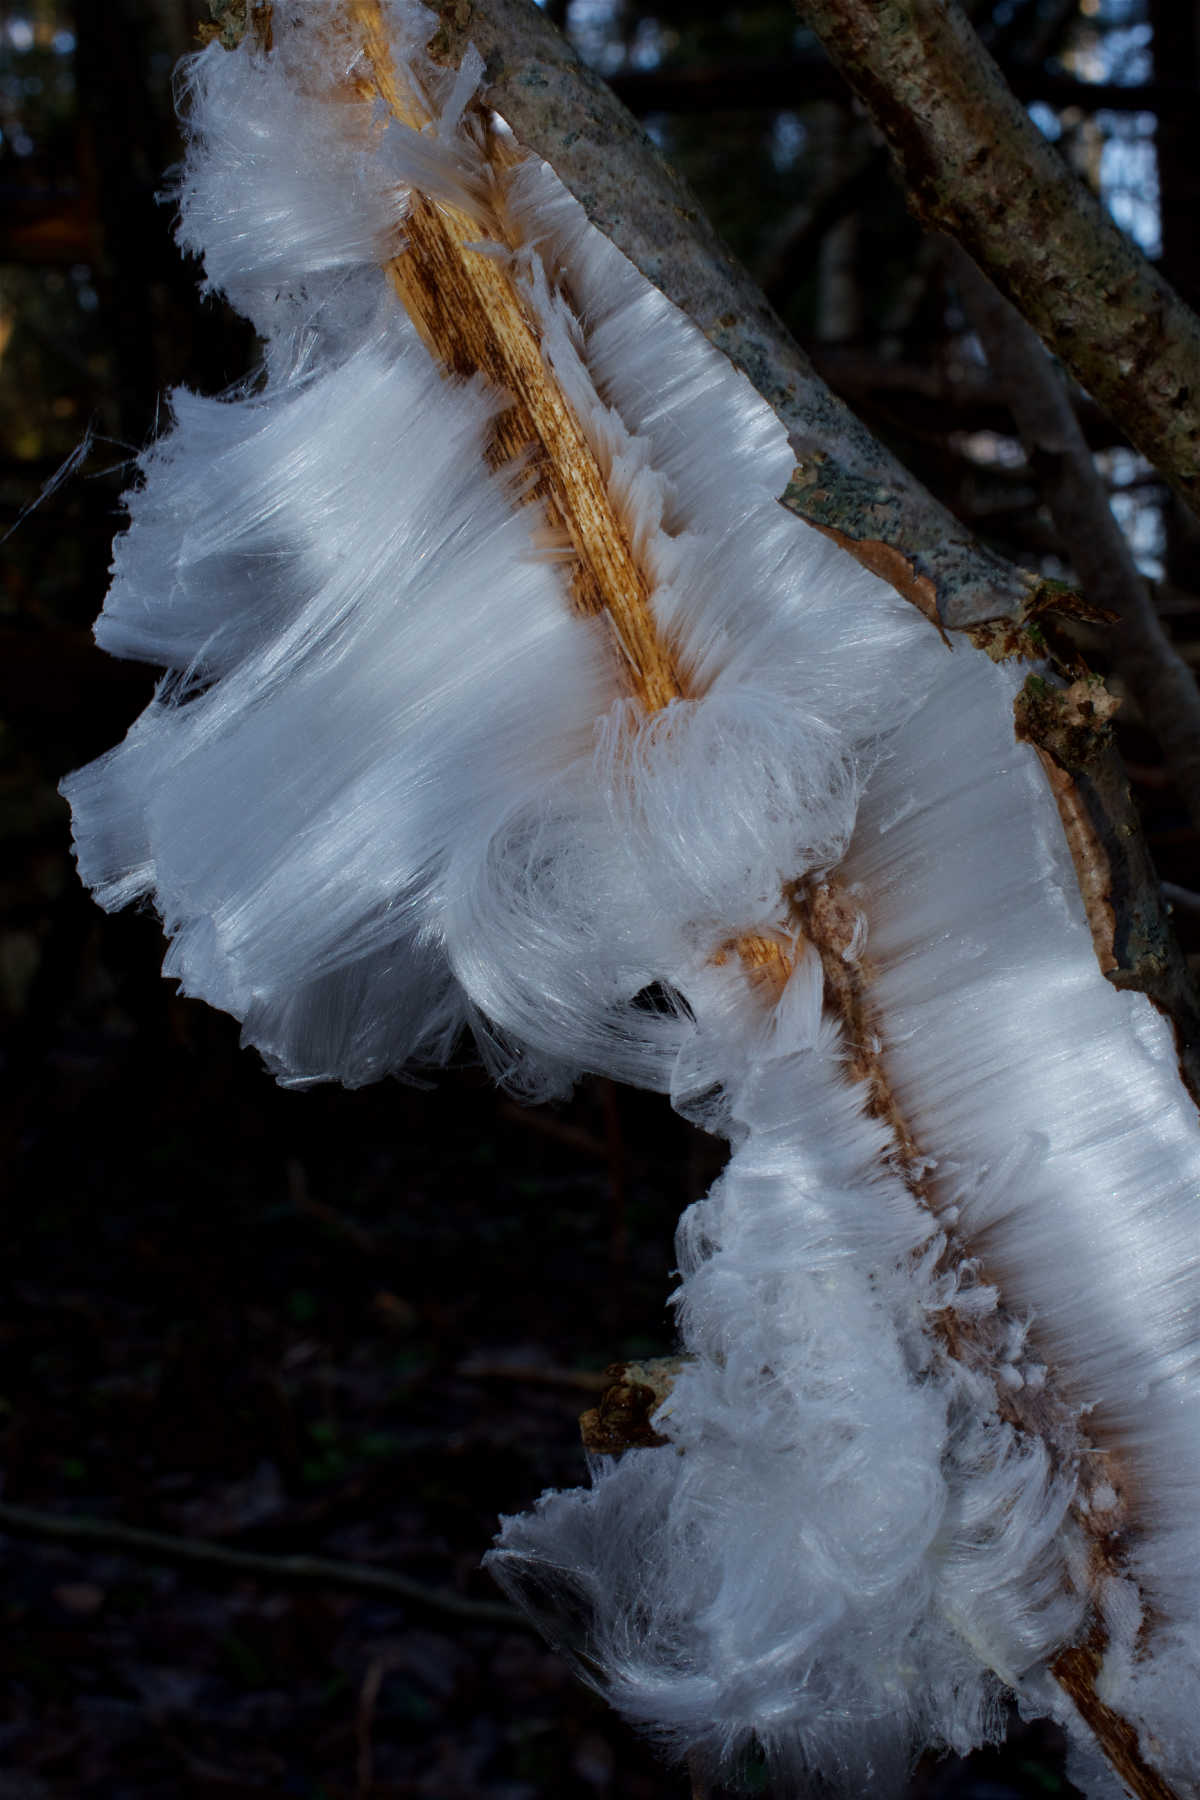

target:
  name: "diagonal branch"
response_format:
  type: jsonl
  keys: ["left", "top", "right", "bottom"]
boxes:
{"left": 340, "top": 14, "right": 1186, "bottom": 1794}
{"left": 792, "top": 0, "right": 1200, "bottom": 531}
{"left": 202, "top": 7, "right": 1198, "bottom": 1788}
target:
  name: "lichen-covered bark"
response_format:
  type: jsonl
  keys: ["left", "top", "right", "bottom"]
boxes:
{"left": 795, "top": 0, "right": 1200, "bottom": 527}
{"left": 422, "top": 0, "right": 1036, "bottom": 631}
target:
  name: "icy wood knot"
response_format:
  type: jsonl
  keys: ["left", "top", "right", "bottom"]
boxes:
{"left": 198, "top": 0, "right": 273, "bottom": 51}
{"left": 1014, "top": 673, "right": 1121, "bottom": 773}
{"left": 790, "top": 876, "right": 865, "bottom": 964}
{"left": 579, "top": 1358, "right": 686, "bottom": 1454}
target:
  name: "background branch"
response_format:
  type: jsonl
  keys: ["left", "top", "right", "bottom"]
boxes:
{"left": 0, "top": 1502, "right": 527, "bottom": 1630}
{"left": 793, "top": 0, "right": 1200, "bottom": 528}
{"left": 953, "top": 248, "right": 1200, "bottom": 835}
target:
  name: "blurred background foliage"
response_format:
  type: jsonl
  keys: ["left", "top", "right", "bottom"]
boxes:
{"left": 3, "top": 0, "right": 1199, "bottom": 1795}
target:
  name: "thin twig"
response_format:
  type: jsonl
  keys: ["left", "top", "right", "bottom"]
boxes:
{"left": 0, "top": 1501, "right": 527, "bottom": 1630}
{"left": 1162, "top": 882, "right": 1200, "bottom": 924}
{"left": 457, "top": 1359, "right": 610, "bottom": 1392}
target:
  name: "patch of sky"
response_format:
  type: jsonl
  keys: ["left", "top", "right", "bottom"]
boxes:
{"left": 1080, "top": 0, "right": 1146, "bottom": 25}
{"left": 1110, "top": 501, "right": 1165, "bottom": 577}
{"left": 1097, "top": 110, "right": 1160, "bottom": 256}
{"left": 771, "top": 113, "right": 807, "bottom": 174}
{"left": 1029, "top": 0, "right": 1160, "bottom": 258}
{"left": 1027, "top": 100, "right": 1062, "bottom": 141}
{"left": 1098, "top": 21, "right": 1152, "bottom": 83}
{"left": 629, "top": 16, "right": 666, "bottom": 72}
{"left": 1061, "top": 0, "right": 1153, "bottom": 86}
{"left": 1094, "top": 447, "right": 1165, "bottom": 579}
{"left": 566, "top": 0, "right": 625, "bottom": 74}
{"left": 1086, "top": 444, "right": 1165, "bottom": 576}
{"left": 950, "top": 430, "right": 1027, "bottom": 471}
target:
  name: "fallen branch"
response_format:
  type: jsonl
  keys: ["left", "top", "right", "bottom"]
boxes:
{"left": 421, "top": 0, "right": 1034, "bottom": 632}
{"left": 0, "top": 1501, "right": 527, "bottom": 1630}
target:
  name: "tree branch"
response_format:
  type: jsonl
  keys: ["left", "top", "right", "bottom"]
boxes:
{"left": 422, "top": 0, "right": 1034, "bottom": 633}
{"left": 192, "top": 11, "right": 1200, "bottom": 1781}
{"left": 793, "top": 0, "right": 1200, "bottom": 529}
{"left": 413, "top": 0, "right": 1200, "bottom": 1097}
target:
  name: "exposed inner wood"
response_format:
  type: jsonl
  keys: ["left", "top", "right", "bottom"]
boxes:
{"left": 1034, "top": 747, "right": 1119, "bottom": 975}
{"left": 339, "top": 6, "right": 1165, "bottom": 1794}
{"left": 347, "top": 0, "right": 794, "bottom": 997}
{"left": 347, "top": 0, "right": 679, "bottom": 713}
{"left": 787, "top": 872, "right": 1170, "bottom": 1800}
{"left": 1055, "top": 1636, "right": 1179, "bottom": 1800}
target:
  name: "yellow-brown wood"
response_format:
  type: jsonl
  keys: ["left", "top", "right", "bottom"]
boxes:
{"left": 347, "top": 0, "right": 680, "bottom": 713}
{"left": 345, "top": 0, "right": 791, "bottom": 992}
{"left": 1054, "top": 1638, "right": 1180, "bottom": 1800}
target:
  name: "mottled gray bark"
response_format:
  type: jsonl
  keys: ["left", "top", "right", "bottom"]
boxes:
{"left": 423, "top": 0, "right": 1035, "bottom": 632}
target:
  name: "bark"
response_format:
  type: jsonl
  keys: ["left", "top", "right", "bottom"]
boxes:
{"left": 422, "top": 0, "right": 1034, "bottom": 633}
{"left": 793, "top": 0, "right": 1200, "bottom": 529}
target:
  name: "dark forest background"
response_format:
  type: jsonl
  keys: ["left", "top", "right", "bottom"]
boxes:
{"left": 4, "top": 0, "right": 1200, "bottom": 1795}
